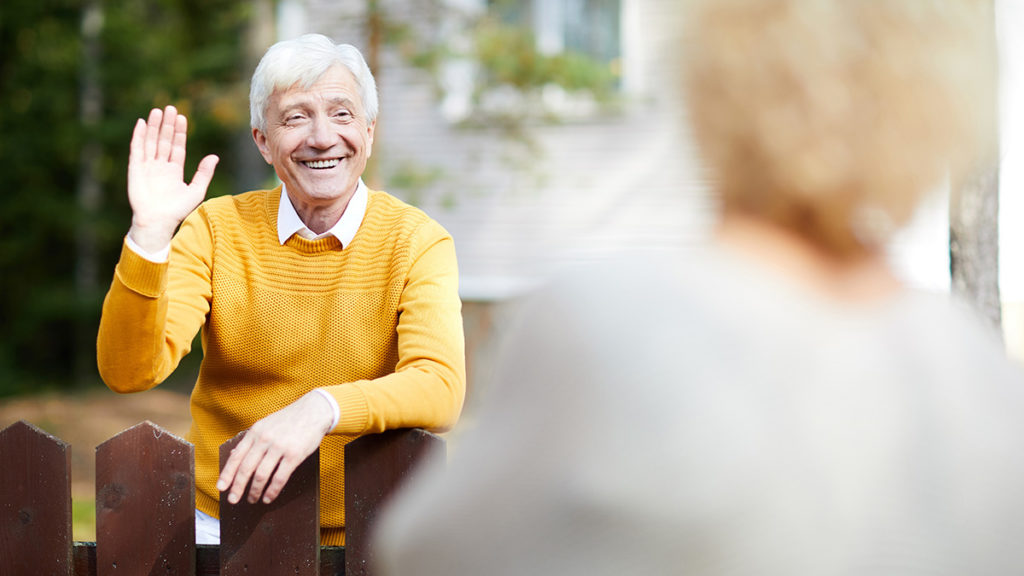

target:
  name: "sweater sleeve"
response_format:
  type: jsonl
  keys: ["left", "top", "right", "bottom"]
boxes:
{"left": 324, "top": 219, "right": 467, "bottom": 435}
{"left": 97, "top": 207, "right": 214, "bottom": 392}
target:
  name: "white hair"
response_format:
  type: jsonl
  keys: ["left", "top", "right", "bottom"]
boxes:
{"left": 249, "top": 33, "right": 379, "bottom": 132}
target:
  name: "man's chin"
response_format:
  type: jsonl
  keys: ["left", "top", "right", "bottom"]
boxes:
{"left": 288, "top": 181, "right": 358, "bottom": 203}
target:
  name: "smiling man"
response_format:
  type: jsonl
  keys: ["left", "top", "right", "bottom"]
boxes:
{"left": 96, "top": 34, "right": 466, "bottom": 546}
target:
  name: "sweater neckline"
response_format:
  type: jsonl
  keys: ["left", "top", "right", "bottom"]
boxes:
{"left": 283, "top": 234, "right": 344, "bottom": 254}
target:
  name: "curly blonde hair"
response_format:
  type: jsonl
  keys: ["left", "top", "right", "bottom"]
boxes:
{"left": 681, "top": 0, "right": 996, "bottom": 256}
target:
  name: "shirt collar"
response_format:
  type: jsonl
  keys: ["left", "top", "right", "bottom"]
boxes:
{"left": 277, "top": 180, "right": 368, "bottom": 248}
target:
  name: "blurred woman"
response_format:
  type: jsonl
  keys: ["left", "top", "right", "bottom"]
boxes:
{"left": 374, "top": 1, "right": 1024, "bottom": 574}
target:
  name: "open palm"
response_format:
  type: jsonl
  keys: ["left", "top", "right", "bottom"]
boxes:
{"left": 127, "top": 106, "right": 219, "bottom": 253}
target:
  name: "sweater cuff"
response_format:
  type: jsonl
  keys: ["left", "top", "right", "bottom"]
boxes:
{"left": 116, "top": 240, "right": 168, "bottom": 298}
{"left": 325, "top": 385, "right": 370, "bottom": 435}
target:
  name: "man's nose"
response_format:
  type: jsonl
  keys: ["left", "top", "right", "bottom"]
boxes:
{"left": 306, "top": 115, "right": 337, "bottom": 149}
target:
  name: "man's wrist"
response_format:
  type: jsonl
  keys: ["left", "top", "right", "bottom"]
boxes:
{"left": 124, "top": 233, "right": 171, "bottom": 263}
{"left": 128, "top": 221, "right": 178, "bottom": 255}
{"left": 310, "top": 388, "right": 341, "bottom": 433}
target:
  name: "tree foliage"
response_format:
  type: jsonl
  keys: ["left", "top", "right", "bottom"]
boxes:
{"left": 365, "top": 0, "right": 620, "bottom": 197}
{"left": 0, "top": 0, "right": 254, "bottom": 395}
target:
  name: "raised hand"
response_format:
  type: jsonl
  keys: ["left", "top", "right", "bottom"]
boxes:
{"left": 127, "top": 105, "right": 219, "bottom": 253}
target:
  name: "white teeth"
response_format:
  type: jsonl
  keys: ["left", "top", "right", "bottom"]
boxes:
{"left": 305, "top": 159, "right": 340, "bottom": 169}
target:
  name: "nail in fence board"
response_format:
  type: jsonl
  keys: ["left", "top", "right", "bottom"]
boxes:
{"left": 95, "top": 420, "right": 195, "bottom": 576}
{"left": 219, "top": 433, "right": 320, "bottom": 576}
{"left": 345, "top": 428, "right": 445, "bottom": 576}
{"left": 0, "top": 420, "right": 73, "bottom": 576}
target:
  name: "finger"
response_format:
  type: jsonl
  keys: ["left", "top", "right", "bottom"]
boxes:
{"left": 217, "top": 456, "right": 241, "bottom": 497}
{"left": 128, "top": 118, "right": 147, "bottom": 167}
{"left": 228, "top": 442, "right": 270, "bottom": 505}
{"left": 260, "top": 455, "right": 300, "bottom": 504}
{"left": 217, "top": 433, "right": 253, "bottom": 493}
{"left": 188, "top": 155, "right": 220, "bottom": 195}
{"left": 144, "top": 108, "right": 163, "bottom": 159}
{"left": 156, "top": 105, "right": 178, "bottom": 161}
{"left": 169, "top": 113, "right": 188, "bottom": 167}
{"left": 247, "top": 450, "right": 283, "bottom": 504}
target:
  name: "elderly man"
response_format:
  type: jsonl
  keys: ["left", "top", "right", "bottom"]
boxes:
{"left": 97, "top": 34, "right": 465, "bottom": 546}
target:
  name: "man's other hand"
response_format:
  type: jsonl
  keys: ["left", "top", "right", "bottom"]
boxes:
{"left": 127, "top": 105, "right": 219, "bottom": 253}
{"left": 217, "top": 391, "right": 335, "bottom": 505}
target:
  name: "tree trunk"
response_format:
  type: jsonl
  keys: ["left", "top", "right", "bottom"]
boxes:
{"left": 364, "top": 0, "right": 382, "bottom": 188}
{"left": 951, "top": 164, "right": 1002, "bottom": 331}
{"left": 75, "top": 1, "right": 103, "bottom": 386}
{"left": 234, "top": 0, "right": 277, "bottom": 193}
{"left": 950, "top": 0, "right": 1001, "bottom": 333}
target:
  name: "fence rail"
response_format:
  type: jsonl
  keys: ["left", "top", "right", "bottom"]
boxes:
{"left": 0, "top": 420, "right": 444, "bottom": 576}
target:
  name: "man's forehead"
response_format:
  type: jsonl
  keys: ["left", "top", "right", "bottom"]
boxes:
{"left": 272, "top": 66, "right": 362, "bottom": 107}
{"left": 275, "top": 91, "right": 359, "bottom": 108}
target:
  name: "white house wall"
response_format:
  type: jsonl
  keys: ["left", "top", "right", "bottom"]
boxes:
{"left": 276, "top": 1, "right": 1016, "bottom": 321}
{"left": 286, "top": 0, "right": 714, "bottom": 301}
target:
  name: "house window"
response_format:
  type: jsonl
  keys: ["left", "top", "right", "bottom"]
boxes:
{"left": 541, "top": 0, "right": 621, "bottom": 68}
{"left": 490, "top": 0, "right": 621, "bottom": 73}
{"left": 439, "top": 0, "right": 622, "bottom": 123}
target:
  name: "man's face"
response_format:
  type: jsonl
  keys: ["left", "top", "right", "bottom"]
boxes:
{"left": 253, "top": 65, "right": 375, "bottom": 212}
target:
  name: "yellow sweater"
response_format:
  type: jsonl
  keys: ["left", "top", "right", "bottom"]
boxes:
{"left": 97, "top": 187, "right": 466, "bottom": 545}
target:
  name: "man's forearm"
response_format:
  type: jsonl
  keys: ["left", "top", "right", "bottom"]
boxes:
{"left": 97, "top": 244, "right": 175, "bottom": 392}
{"left": 98, "top": 218, "right": 211, "bottom": 392}
{"left": 322, "top": 232, "right": 466, "bottom": 436}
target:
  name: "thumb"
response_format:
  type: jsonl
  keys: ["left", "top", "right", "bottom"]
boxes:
{"left": 189, "top": 154, "right": 220, "bottom": 194}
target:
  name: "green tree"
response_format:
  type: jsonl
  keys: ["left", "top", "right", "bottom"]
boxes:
{"left": 0, "top": 0, "right": 255, "bottom": 395}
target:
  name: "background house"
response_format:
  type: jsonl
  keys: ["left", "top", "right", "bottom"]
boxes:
{"left": 272, "top": 0, "right": 709, "bottom": 404}
{"left": 271, "top": 0, "right": 1024, "bottom": 403}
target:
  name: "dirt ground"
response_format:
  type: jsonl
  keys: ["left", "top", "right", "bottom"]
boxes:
{"left": 0, "top": 387, "right": 192, "bottom": 501}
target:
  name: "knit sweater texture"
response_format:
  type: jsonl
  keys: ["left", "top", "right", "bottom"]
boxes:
{"left": 97, "top": 187, "right": 466, "bottom": 545}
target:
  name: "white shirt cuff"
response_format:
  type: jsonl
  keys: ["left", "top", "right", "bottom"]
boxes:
{"left": 311, "top": 388, "right": 341, "bottom": 432}
{"left": 125, "top": 234, "right": 171, "bottom": 263}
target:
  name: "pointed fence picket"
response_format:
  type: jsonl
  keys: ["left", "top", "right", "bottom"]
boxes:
{"left": 219, "top": 432, "right": 320, "bottom": 576}
{"left": 0, "top": 419, "right": 443, "bottom": 576}
{"left": 95, "top": 421, "right": 195, "bottom": 575}
{"left": 0, "top": 421, "right": 73, "bottom": 576}
{"left": 344, "top": 428, "right": 445, "bottom": 576}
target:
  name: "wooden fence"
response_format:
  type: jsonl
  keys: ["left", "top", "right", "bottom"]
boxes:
{"left": 0, "top": 420, "right": 444, "bottom": 576}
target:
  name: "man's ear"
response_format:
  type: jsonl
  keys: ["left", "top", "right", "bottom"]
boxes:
{"left": 252, "top": 128, "right": 274, "bottom": 164}
{"left": 365, "top": 120, "right": 376, "bottom": 159}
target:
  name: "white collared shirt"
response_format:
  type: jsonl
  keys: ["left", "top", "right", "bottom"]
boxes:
{"left": 277, "top": 179, "right": 368, "bottom": 247}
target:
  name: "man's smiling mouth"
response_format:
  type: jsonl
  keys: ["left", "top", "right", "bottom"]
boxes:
{"left": 303, "top": 159, "right": 341, "bottom": 169}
